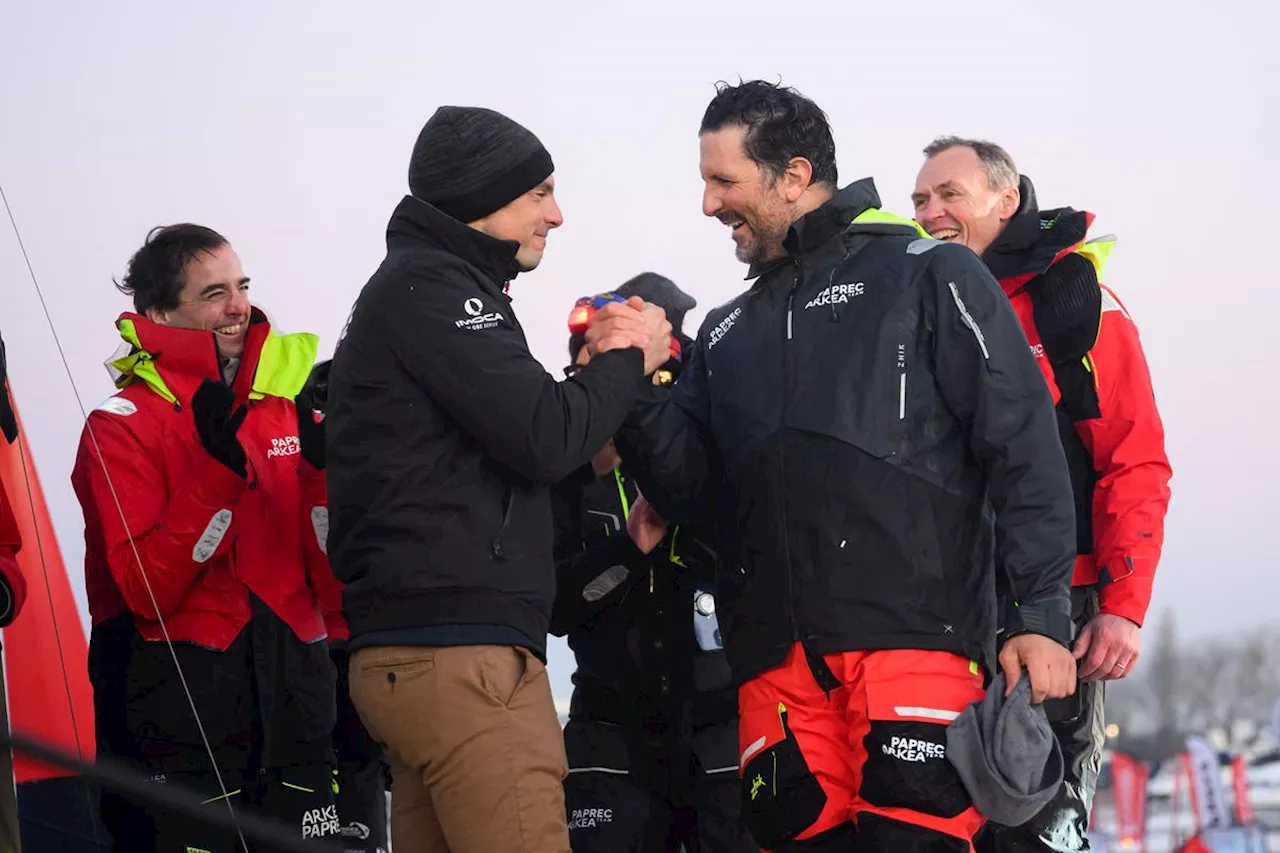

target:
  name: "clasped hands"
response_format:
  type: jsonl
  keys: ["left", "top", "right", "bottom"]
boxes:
{"left": 581, "top": 297, "right": 673, "bottom": 376}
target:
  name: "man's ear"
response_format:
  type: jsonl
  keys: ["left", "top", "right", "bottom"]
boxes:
{"left": 783, "top": 157, "right": 815, "bottom": 202}
{"left": 998, "top": 185, "right": 1021, "bottom": 222}
{"left": 145, "top": 306, "right": 168, "bottom": 325}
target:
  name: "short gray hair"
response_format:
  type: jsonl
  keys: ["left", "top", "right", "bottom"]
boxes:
{"left": 923, "top": 136, "right": 1018, "bottom": 192}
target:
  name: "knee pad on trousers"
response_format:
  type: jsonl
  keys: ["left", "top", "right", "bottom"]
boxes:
{"left": 740, "top": 707, "right": 827, "bottom": 847}
{"left": 857, "top": 812, "right": 969, "bottom": 853}
{"left": 861, "top": 710, "right": 974, "bottom": 819}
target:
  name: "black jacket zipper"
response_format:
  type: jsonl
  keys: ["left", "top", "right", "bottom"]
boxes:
{"left": 781, "top": 259, "right": 802, "bottom": 644}
{"left": 491, "top": 488, "right": 515, "bottom": 560}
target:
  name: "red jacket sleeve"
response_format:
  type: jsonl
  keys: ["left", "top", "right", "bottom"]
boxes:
{"left": 297, "top": 453, "right": 347, "bottom": 643}
{"left": 1075, "top": 285, "right": 1172, "bottom": 627}
{"left": 0, "top": 478, "right": 26, "bottom": 627}
{"left": 70, "top": 409, "right": 248, "bottom": 621}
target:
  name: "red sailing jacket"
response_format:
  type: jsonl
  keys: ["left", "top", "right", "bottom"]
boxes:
{"left": 71, "top": 309, "right": 347, "bottom": 650}
{"left": 984, "top": 184, "right": 1172, "bottom": 627}
{"left": 0, "top": 476, "right": 25, "bottom": 626}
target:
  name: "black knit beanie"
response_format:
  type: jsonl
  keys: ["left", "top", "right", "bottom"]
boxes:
{"left": 567, "top": 273, "right": 698, "bottom": 362}
{"left": 616, "top": 273, "right": 697, "bottom": 334}
{"left": 408, "top": 106, "right": 554, "bottom": 224}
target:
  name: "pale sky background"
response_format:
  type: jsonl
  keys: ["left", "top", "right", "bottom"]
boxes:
{"left": 1, "top": 1, "right": 1275, "bottom": 706}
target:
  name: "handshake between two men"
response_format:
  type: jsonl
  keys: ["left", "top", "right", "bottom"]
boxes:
{"left": 578, "top": 294, "right": 675, "bottom": 377}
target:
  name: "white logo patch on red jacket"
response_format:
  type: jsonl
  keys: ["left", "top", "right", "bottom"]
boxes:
{"left": 193, "top": 509, "right": 233, "bottom": 563}
{"left": 267, "top": 435, "right": 301, "bottom": 459}
{"left": 95, "top": 396, "right": 137, "bottom": 417}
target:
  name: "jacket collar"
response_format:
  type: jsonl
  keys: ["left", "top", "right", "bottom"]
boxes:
{"left": 386, "top": 195, "right": 523, "bottom": 288}
{"left": 982, "top": 175, "right": 1096, "bottom": 295}
{"left": 746, "top": 177, "right": 916, "bottom": 280}
{"left": 107, "top": 308, "right": 274, "bottom": 407}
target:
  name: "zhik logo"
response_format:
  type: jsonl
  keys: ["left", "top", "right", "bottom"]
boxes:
{"left": 456, "top": 297, "right": 503, "bottom": 330}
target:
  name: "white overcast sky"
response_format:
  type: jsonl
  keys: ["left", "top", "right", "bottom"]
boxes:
{"left": 1, "top": 0, "right": 1275, "bottom": 703}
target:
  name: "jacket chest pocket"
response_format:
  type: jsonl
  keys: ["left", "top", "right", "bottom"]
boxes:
{"left": 784, "top": 308, "right": 917, "bottom": 462}
{"left": 704, "top": 324, "right": 785, "bottom": 466}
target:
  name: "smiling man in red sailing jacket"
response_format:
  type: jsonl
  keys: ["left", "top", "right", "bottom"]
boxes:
{"left": 913, "top": 137, "right": 1173, "bottom": 853}
{"left": 71, "top": 223, "right": 347, "bottom": 853}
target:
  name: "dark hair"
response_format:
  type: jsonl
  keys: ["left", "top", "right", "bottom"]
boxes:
{"left": 699, "top": 79, "right": 838, "bottom": 189}
{"left": 114, "top": 223, "right": 229, "bottom": 315}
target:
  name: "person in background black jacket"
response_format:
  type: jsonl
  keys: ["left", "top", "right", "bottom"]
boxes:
{"left": 551, "top": 273, "right": 757, "bottom": 853}
{"left": 294, "top": 361, "right": 390, "bottom": 853}
{"left": 583, "top": 80, "right": 1080, "bottom": 853}
{"left": 324, "top": 105, "right": 673, "bottom": 853}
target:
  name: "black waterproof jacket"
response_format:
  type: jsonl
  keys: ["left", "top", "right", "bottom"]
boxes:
{"left": 615, "top": 179, "right": 1078, "bottom": 684}
{"left": 550, "top": 462, "right": 736, "bottom": 734}
{"left": 325, "top": 196, "right": 648, "bottom": 656}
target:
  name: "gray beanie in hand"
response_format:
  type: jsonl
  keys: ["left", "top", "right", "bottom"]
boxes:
{"left": 946, "top": 671, "right": 1065, "bottom": 827}
{"left": 408, "top": 106, "right": 554, "bottom": 223}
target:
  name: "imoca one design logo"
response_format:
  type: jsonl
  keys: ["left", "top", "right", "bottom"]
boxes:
{"left": 456, "top": 297, "right": 502, "bottom": 330}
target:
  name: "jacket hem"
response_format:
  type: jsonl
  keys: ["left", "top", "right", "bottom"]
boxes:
{"left": 345, "top": 587, "right": 550, "bottom": 658}
{"left": 730, "top": 632, "right": 991, "bottom": 685}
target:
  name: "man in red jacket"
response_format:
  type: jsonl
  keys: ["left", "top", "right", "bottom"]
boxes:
{"left": 0, "top": 334, "right": 26, "bottom": 629}
{"left": 71, "top": 223, "right": 347, "bottom": 852}
{"left": 913, "top": 137, "right": 1173, "bottom": 853}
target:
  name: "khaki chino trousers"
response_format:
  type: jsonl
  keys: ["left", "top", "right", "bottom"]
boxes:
{"left": 349, "top": 644, "right": 571, "bottom": 853}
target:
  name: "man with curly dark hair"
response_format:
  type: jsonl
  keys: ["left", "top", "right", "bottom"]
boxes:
{"left": 584, "top": 79, "right": 1082, "bottom": 852}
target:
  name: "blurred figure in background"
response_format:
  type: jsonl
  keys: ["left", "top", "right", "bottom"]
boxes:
{"left": 551, "top": 273, "right": 756, "bottom": 853}
{"left": 294, "top": 358, "right": 390, "bottom": 853}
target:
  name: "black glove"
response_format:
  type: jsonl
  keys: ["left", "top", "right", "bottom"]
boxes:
{"left": 0, "top": 333, "right": 18, "bottom": 445}
{"left": 294, "top": 360, "right": 330, "bottom": 470}
{"left": 191, "top": 378, "right": 249, "bottom": 477}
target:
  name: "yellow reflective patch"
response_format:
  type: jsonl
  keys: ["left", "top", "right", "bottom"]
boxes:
{"left": 1075, "top": 234, "right": 1116, "bottom": 280}
{"left": 251, "top": 330, "right": 320, "bottom": 400}
{"left": 853, "top": 207, "right": 930, "bottom": 237}
{"left": 107, "top": 319, "right": 319, "bottom": 404}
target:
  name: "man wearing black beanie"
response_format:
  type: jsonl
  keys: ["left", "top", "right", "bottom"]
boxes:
{"left": 324, "top": 105, "right": 674, "bottom": 853}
